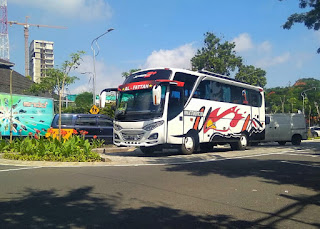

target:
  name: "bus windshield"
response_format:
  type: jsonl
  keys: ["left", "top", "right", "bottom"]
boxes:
{"left": 115, "top": 86, "right": 166, "bottom": 121}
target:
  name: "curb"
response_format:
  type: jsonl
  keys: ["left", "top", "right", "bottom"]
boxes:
{"left": 92, "top": 146, "right": 136, "bottom": 154}
{"left": 0, "top": 146, "right": 137, "bottom": 167}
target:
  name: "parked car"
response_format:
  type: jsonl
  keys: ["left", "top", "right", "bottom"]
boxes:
{"left": 262, "top": 113, "right": 307, "bottom": 145}
{"left": 51, "top": 114, "right": 113, "bottom": 143}
{"left": 310, "top": 126, "right": 320, "bottom": 137}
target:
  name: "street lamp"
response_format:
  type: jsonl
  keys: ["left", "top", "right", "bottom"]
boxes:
{"left": 81, "top": 72, "right": 94, "bottom": 91}
{"left": 91, "top": 28, "right": 114, "bottom": 105}
{"left": 301, "top": 87, "right": 316, "bottom": 115}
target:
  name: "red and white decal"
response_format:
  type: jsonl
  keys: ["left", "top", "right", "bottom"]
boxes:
{"left": 118, "top": 81, "right": 154, "bottom": 91}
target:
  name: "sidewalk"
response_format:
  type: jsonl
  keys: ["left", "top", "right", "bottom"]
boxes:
{"left": 1, "top": 139, "right": 319, "bottom": 167}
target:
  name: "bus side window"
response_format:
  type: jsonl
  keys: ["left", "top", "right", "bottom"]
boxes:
{"left": 193, "top": 80, "right": 207, "bottom": 99}
{"left": 210, "top": 81, "right": 223, "bottom": 102}
{"left": 222, "top": 84, "right": 231, "bottom": 102}
{"left": 230, "top": 86, "right": 242, "bottom": 104}
{"left": 174, "top": 72, "right": 198, "bottom": 104}
{"left": 168, "top": 87, "right": 184, "bottom": 120}
{"left": 249, "top": 90, "right": 262, "bottom": 107}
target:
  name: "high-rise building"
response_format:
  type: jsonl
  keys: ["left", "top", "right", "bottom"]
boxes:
{"left": 29, "top": 40, "right": 54, "bottom": 83}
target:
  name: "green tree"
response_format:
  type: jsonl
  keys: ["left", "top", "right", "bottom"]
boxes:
{"left": 29, "top": 68, "right": 78, "bottom": 97}
{"left": 57, "top": 51, "right": 85, "bottom": 140}
{"left": 100, "top": 104, "right": 115, "bottom": 118}
{"left": 280, "top": 0, "right": 320, "bottom": 53}
{"left": 235, "top": 65, "right": 267, "bottom": 87}
{"left": 122, "top": 69, "right": 141, "bottom": 78}
{"left": 191, "top": 32, "right": 243, "bottom": 76}
{"left": 28, "top": 51, "right": 85, "bottom": 141}
{"left": 265, "top": 78, "right": 320, "bottom": 125}
{"left": 75, "top": 92, "right": 93, "bottom": 107}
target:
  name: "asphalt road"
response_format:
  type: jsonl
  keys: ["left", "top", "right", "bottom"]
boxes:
{"left": 0, "top": 141, "right": 319, "bottom": 228}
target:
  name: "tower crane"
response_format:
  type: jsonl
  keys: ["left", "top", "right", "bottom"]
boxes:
{"left": 8, "top": 16, "right": 67, "bottom": 77}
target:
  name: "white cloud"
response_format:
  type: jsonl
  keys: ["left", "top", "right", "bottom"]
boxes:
{"left": 69, "top": 55, "right": 123, "bottom": 94}
{"left": 258, "top": 41, "right": 272, "bottom": 53}
{"left": 232, "top": 33, "right": 254, "bottom": 52}
{"left": 315, "top": 31, "right": 320, "bottom": 42}
{"left": 232, "top": 33, "right": 291, "bottom": 69}
{"left": 143, "top": 44, "right": 196, "bottom": 69}
{"left": 70, "top": 85, "right": 91, "bottom": 95}
{"left": 255, "top": 52, "right": 291, "bottom": 68}
{"left": 10, "top": 0, "right": 112, "bottom": 21}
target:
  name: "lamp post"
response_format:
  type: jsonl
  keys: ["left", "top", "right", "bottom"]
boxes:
{"left": 81, "top": 72, "right": 94, "bottom": 91}
{"left": 91, "top": 28, "right": 114, "bottom": 105}
{"left": 301, "top": 87, "right": 316, "bottom": 115}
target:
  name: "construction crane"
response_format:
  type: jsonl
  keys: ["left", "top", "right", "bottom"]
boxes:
{"left": 8, "top": 16, "right": 67, "bottom": 76}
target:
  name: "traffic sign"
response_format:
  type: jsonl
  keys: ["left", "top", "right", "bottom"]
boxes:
{"left": 90, "top": 105, "right": 100, "bottom": 114}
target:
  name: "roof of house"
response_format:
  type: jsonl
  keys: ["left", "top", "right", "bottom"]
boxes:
{"left": 0, "top": 58, "right": 14, "bottom": 68}
{"left": 0, "top": 58, "right": 51, "bottom": 97}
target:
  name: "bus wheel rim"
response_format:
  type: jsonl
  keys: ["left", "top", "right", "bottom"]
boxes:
{"left": 185, "top": 137, "right": 194, "bottom": 150}
{"left": 240, "top": 135, "right": 247, "bottom": 147}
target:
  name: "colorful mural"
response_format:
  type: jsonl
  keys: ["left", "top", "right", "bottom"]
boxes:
{"left": 0, "top": 93, "right": 54, "bottom": 136}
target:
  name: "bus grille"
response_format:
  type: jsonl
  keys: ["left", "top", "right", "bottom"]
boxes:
{"left": 121, "top": 131, "right": 144, "bottom": 141}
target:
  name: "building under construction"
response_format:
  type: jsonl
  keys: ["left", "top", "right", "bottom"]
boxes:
{"left": 29, "top": 40, "right": 54, "bottom": 83}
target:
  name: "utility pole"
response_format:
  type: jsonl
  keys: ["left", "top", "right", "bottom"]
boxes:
{"left": 301, "top": 87, "right": 316, "bottom": 115}
{"left": 8, "top": 16, "right": 67, "bottom": 76}
{"left": 0, "top": 0, "right": 9, "bottom": 60}
{"left": 315, "top": 102, "right": 320, "bottom": 116}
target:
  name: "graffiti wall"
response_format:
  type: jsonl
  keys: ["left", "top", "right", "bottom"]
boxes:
{"left": 0, "top": 93, "right": 54, "bottom": 136}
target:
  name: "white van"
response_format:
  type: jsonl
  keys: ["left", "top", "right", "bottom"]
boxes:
{"left": 263, "top": 113, "right": 307, "bottom": 145}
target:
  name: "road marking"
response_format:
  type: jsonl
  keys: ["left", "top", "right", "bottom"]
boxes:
{"left": 0, "top": 167, "right": 42, "bottom": 172}
{"left": 30, "top": 151, "right": 294, "bottom": 167}
{"left": 0, "top": 149, "right": 318, "bottom": 168}
{"left": 280, "top": 161, "right": 320, "bottom": 168}
{"left": 286, "top": 153, "right": 320, "bottom": 158}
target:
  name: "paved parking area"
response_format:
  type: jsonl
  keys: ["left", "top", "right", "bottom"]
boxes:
{"left": 0, "top": 140, "right": 319, "bottom": 228}
{"left": 0, "top": 139, "right": 319, "bottom": 167}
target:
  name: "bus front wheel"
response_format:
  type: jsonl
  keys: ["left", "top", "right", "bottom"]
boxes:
{"left": 181, "top": 134, "right": 196, "bottom": 155}
{"left": 230, "top": 134, "right": 248, "bottom": 151}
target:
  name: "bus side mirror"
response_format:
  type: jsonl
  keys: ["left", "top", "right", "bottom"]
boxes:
{"left": 100, "top": 91, "right": 107, "bottom": 108}
{"left": 265, "top": 116, "right": 270, "bottom": 125}
{"left": 152, "top": 85, "right": 161, "bottom": 106}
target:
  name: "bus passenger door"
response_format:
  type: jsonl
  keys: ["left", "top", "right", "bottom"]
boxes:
{"left": 249, "top": 90, "right": 264, "bottom": 141}
{"left": 166, "top": 86, "right": 184, "bottom": 145}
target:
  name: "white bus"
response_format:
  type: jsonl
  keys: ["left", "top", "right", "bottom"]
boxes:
{"left": 100, "top": 68, "right": 265, "bottom": 154}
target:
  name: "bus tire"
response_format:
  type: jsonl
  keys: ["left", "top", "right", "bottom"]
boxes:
{"left": 140, "top": 146, "right": 156, "bottom": 155}
{"left": 181, "top": 134, "right": 196, "bottom": 155}
{"left": 200, "top": 143, "right": 214, "bottom": 152}
{"left": 230, "top": 134, "right": 248, "bottom": 151}
{"left": 291, "top": 135, "right": 302, "bottom": 146}
{"left": 278, "top": 141, "right": 286, "bottom": 145}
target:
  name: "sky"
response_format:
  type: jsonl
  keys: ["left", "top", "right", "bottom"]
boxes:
{"left": 7, "top": 0, "right": 320, "bottom": 95}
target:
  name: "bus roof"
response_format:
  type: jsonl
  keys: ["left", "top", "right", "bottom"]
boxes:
{"left": 129, "top": 68, "right": 263, "bottom": 92}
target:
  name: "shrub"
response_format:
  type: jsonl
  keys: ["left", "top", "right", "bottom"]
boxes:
{"left": 0, "top": 130, "right": 104, "bottom": 162}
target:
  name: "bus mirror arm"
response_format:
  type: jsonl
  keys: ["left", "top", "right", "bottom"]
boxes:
{"left": 99, "top": 88, "right": 118, "bottom": 108}
{"left": 152, "top": 85, "right": 162, "bottom": 106}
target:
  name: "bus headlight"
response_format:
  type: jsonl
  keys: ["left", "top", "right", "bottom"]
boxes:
{"left": 143, "top": 120, "right": 164, "bottom": 131}
{"left": 114, "top": 124, "right": 122, "bottom": 131}
{"left": 148, "top": 133, "right": 158, "bottom": 140}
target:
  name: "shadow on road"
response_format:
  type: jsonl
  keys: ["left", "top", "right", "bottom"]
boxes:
{"left": 162, "top": 145, "right": 320, "bottom": 228}
{"left": 0, "top": 186, "right": 256, "bottom": 228}
{"left": 1, "top": 186, "right": 318, "bottom": 228}
{"left": 166, "top": 157, "right": 320, "bottom": 191}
